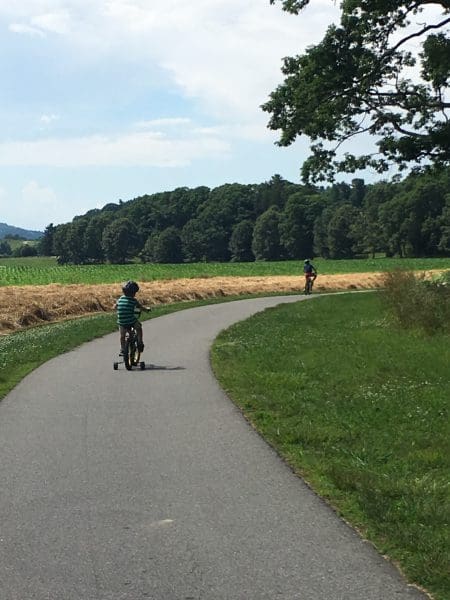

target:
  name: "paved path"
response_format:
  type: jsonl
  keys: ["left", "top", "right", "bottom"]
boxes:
{"left": 0, "top": 296, "right": 427, "bottom": 600}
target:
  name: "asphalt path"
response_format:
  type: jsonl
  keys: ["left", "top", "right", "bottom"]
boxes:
{"left": 0, "top": 296, "right": 428, "bottom": 600}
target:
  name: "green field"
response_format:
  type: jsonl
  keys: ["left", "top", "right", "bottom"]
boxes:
{"left": 211, "top": 293, "right": 450, "bottom": 600}
{"left": 0, "top": 256, "right": 449, "bottom": 286}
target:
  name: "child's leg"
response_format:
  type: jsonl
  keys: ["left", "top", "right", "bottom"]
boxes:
{"left": 119, "top": 326, "right": 126, "bottom": 350}
{"left": 134, "top": 321, "right": 143, "bottom": 346}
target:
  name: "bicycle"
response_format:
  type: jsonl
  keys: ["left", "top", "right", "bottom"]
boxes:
{"left": 113, "top": 307, "right": 150, "bottom": 371}
{"left": 304, "top": 274, "right": 317, "bottom": 295}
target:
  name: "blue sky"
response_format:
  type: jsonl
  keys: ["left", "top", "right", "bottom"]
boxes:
{"left": 0, "top": 0, "right": 372, "bottom": 230}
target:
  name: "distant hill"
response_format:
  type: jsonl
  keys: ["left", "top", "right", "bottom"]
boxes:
{"left": 0, "top": 223, "right": 43, "bottom": 240}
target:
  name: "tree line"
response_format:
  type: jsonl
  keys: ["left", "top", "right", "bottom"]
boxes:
{"left": 38, "top": 168, "right": 450, "bottom": 264}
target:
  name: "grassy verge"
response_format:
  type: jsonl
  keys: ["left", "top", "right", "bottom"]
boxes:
{"left": 211, "top": 293, "right": 450, "bottom": 600}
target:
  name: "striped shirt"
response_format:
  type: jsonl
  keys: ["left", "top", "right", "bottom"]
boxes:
{"left": 116, "top": 295, "right": 139, "bottom": 326}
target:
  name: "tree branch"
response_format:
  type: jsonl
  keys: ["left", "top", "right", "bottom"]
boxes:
{"left": 389, "top": 16, "right": 450, "bottom": 54}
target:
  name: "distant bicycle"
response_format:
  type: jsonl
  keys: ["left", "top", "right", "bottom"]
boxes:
{"left": 113, "top": 314, "right": 145, "bottom": 371}
{"left": 304, "top": 273, "right": 317, "bottom": 295}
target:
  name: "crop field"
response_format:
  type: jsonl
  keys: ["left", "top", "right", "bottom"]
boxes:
{"left": 0, "top": 256, "right": 449, "bottom": 286}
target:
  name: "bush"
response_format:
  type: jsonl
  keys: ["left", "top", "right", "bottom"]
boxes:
{"left": 382, "top": 270, "right": 450, "bottom": 334}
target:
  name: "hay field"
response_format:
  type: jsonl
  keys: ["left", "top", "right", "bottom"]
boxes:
{"left": 1, "top": 269, "right": 446, "bottom": 334}
{"left": 0, "top": 272, "right": 389, "bottom": 334}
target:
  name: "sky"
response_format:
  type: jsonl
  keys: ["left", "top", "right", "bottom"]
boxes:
{"left": 11, "top": 0, "right": 445, "bottom": 236}
{"left": 0, "top": 0, "right": 349, "bottom": 231}
{"left": 1, "top": 1, "right": 442, "bottom": 232}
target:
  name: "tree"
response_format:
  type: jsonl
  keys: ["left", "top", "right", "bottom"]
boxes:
{"left": 349, "top": 179, "right": 366, "bottom": 207}
{"left": 438, "top": 196, "right": 450, "bottom": 253}
{"left": 254, "top": 174, "right": 294, "bottom": 214}
{"left": 0, "top": 240, "right": 12, "bottom": 256}
{"left": 313, "top": 208, "right": 333, "bottom": 258}
{"left": 147, "top": 227, "right": 183, "bottom": 263}
{"left": 102, "top": 218, "right": 139, "bottom": 263}
{"left": 53, "top": 223, "right": 72, "bottom": 264}
{"left": 279, "top": 192, "right": 322, "bottom": 258}
{"left": 229, "top": 220, "right": 255, "bottom": 262}
{"left": 181, "top": 216, "right": 231, "bottom": 262}
{"left": 38, "top": 223, "right": 55, "bottom": 256}
{"left": 264, "top": 1, "right": 450, "bottom": 182}
{"left": 327, "top": 204, "right": 360, "bottom": 259}
{"left": 252, "top": 206, "right": 283, "bottom": 260}
{"left": 83, "top": 217, "right": 107, "bottom": 262}
{"left": 19, "top": 244, "right": 38, "bottom": 257}
{"left": 65, "top": 220, "right": 88, "bottom": 264}
{"left": 379, "top": 178, "right": 447, "bottom": 256}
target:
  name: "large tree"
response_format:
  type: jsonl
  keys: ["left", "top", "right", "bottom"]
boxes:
{"left": 264, "top": 1, "right": 450, "bottom": 182}
{"left": 252, "top": 206, "right": 283, "bottom": 260}
{"left": 102, "top": 218, "right": 139, "bottom": 263}
{"left": 38, "top": 223, "right": 55, "bottom": 256}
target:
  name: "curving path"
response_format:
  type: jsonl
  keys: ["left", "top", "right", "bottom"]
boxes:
{"left": 0, "top": 296, "right": 427, "bottom": 600}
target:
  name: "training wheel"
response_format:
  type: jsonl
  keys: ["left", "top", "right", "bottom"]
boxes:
{"left": 113, "top": 362, "right": 118, "bottom": 370}
{"left": 140, "top": 362, "right": 145, "bottom": 370}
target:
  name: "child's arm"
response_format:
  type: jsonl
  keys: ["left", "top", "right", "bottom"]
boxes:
{"left": 136, "top": 299, "right": 151, "bottom": 311}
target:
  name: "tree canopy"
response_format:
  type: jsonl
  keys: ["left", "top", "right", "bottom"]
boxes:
{"left": 264, "top": 0, "right": 450, "bottom": 182}
{"left": 41, "top": 169, "right": 450, "bottom": 264}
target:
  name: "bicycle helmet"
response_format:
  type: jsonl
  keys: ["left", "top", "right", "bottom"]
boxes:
{"left": 304, "top": 259, "right": 310, "bottom": 263}
{"left": 122, "top": 280, "right": 139, "bottom": 296}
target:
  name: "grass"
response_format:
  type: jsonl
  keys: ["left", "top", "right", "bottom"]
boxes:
{"left": 0, "top": 256, "right": 449, "bottom": 286}
{"left": 211, "top": 293, "right": 450, "bottom": 600}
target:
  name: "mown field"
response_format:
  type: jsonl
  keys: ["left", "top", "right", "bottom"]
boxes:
{"left": 211, "top": 293, "right": 450, "bottom": 600}
{"left": 0, "top": 256, "right": 450, "bottom": 286}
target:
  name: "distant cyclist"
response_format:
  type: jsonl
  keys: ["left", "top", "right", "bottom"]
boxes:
{"left": 114, "top": 281, "right": 148, "bottom": 356}
{"left": 303, "top": 259, "right": 317, "bottom": 293}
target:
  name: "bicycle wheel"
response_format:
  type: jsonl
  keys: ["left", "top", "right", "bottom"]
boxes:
{"left": 131, "top": 342, "right": 141, "bottom": 367}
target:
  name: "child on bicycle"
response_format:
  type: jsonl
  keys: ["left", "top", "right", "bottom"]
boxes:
{"left": 114, "top": 280, "right": 148, "bottom": 356}
{"left": 303, "top": 259, "right": 317, "bottom": 291}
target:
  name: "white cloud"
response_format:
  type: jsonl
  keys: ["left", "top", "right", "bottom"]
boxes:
{"left": 2, "top": 1, "right": 341, "bottom": 122}
{"left": 0, "top": 129, "right": 230, "bottom": 167}
{"left": 2, "top": 181, "right": 59, "bottom": 230}
{"left": 9, "top": 23, "right": 46, "bottom": 37}
{"left": 134, "top": 118, "right": 192, "bottom": 129}
{"left": 15, "top": 181, "right": 94, "bottom": 230}
{"left": 40, "top": 113, "right": 60, "bottom": 125}
{"left": 31, "top": 11, "right": 71, "bottom": 34}
{"left": 22, "top": 180, "right": 57, "bottom": 206}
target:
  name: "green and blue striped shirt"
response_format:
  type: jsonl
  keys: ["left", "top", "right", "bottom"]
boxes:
{"left": 116, "top": 295, "right": 139, "bottom": 326}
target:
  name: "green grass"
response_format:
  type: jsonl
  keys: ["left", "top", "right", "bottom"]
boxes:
{"left": 211, "top": 293, "right": 450, "bottom": 600}
{"left": 0, "top": 256, "right": 449, "bottom": 286}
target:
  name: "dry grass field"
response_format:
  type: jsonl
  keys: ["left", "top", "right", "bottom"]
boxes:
{"left": 0, "top": 272, "right": 388, "bottom": 334}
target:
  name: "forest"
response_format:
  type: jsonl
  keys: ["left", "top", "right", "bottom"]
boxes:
{"left": 37, "top": 167, "right": 450, "bottom": 264}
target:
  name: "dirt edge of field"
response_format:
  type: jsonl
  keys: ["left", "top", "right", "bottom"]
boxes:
{"left": 0, "top": 271, "right": 444, "bottom": 335}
